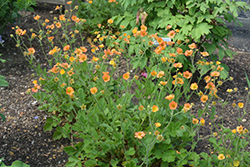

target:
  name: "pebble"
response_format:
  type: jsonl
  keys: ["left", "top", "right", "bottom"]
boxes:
{"left": 242, "top": 119, "right": 246, "bottom": 122}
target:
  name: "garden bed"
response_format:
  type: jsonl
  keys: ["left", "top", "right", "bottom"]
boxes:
{"left": 0, "top": 2, "right": 250, "bottom": 167}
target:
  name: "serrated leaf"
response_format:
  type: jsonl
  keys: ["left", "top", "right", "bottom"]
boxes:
{"left": 64, "top": 146, "right": 76, "bottom": 155}
{"left": 192, "top": 23, "right": 212, "bottom": 40}
{"left": 43, "top": 122, "right": 52, "bottom": 132}
{"left": 53, "top": 130, "right": 62, "bottom": 140}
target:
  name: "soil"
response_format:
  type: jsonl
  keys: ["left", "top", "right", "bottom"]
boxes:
{"left": 0, "top": 2, "right": 250, "bottom": 167}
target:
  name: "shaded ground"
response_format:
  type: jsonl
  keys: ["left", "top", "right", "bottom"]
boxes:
{"left": 0, "top": 3, "right": 250, "bottom": 167}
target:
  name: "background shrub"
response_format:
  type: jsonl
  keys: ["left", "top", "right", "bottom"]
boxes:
{"left": 77, "top": 0, "right": 124, "bottom": 33}
{"left": 0, "top": 0, "right": 37, "bottom": 34}
{"left": 113, "top": 0, "right": 250, "bottom": 72}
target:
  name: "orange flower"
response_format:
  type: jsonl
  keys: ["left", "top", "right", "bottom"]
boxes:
{"left": 190, "top": 83, "right": 198, "bottom": 90}
{"left": 28, "top": 47, "right": 36, "bottom": 55}
{"left": 184, "top": 103, "right": 192, "bottom": 111}
{"left": 206, "top": 82, "right": 215, "bottom": 90}
{"left": 183, "top": 71, "right": 192, "bottom": 79}
{"left": 237, "top": 125, "right": 244, "bottom": 134}
{"left": 151, "top": 71, "right": 157, "bottom": 76}
{"left": 108, "top": 19, "right": 113, "bottom": 24}
{"left": 48, "top": 36, "right": 54, "bottom": 42}
{"left": 173, "top": 62, "right": 183, "bottom": 68}
{"left": 201, "top": 51, "right": 209, "bottom": 56}
{"left": 67, "top": 1, "right": 72, "bottom": 4}
{"left": 90, "top": 87, "right": 98, "bottom": 94}
{"left": 60, "top": 83, "right": 66, "bottom": 87}
{"left": 92, "top": 56, "right": 99, "bottom": 62}
{"left": 231, "top": 129, "right": 237, "bottom": 134}
{"left": 154, "top": 130, "right": 160, "bottom": 136}
{"left": 200, "top": 95, "right": 208, "bottom": 103}
{"left": 152, "top": 105, "right": 159, "bottom": 113}
{"left": 51, "top": 66, "right": 59, "bottom": 73}
{"left": 211, "top": 71, "right": 220, "bottom": 77}
{"left": 63, "top": 45, "right": 70, "bottom": 51}
{"left": 67, "top": 70, "right": 74, "bottom": 76}
{"left": 78, "top": 54, "right": 87, "bottom": 62}
{"left": 176, "top": 48, "right": 183, "bottom": 54}
{"left": 218, "top": 154, "right": 225, "bottom": 160}
{"left": 167, "top": 30, "right": 176, "bottom": 38}
{"left": 140, "top": 30, "right": 147, "bottom": 37}
{"left": 169, "top": 53, "right": 176, "bottom": 57}
{"left": 176, "top": 78, "right": 184, "bottom": 85}
{"left": 188, "top": 43, "right": 196, "bottom": 49}
{"left": 139, "top": 105, "right": 144, "bottom": 111}
{"left": 157, "top": 37, "right": 164, "bottom": 44}
{"left": 154, "top": 47, "right": 162, "bottom": 54}
{"left": 157, "top": 71, "right": 165, "bottom": 78}
{"left": 134, "top": 131, "right": 145, "bottom": 139}
{"left": 56, "top": 22, "right": 61, "bottom": 28}
{"left": 160, "top": 81, "right": 168, "bottom": 86}
{"left": 192, "top": 118, "right": 199, "bottom": 124}
{"left": 155, "top": 122, "right": 161, "bottom": 127}
{"left": 123, "top": 72, "right": 130, "bottom": 80}
{"left": 66, "top": 87, "right": 74, "bottom": 96}
{"left": 166, "top": 25, "right": 172, "bottom": 30}
{"left": 165, "top": 94, "right": 175, "bottom": 100}
{"left": 59, "top": 15, "right": 65, "bottom": 21}
{"left": 69, "top": 56, "right": 75, "bottom": 62}
{"left": 132, "top": 27, "right": 138, "bottom": 34}
{"left": 169, "top": 101, "right": 178, "bottom": 110}
{"left": 55, "top": 6, "right": 60, "bottom": 10}
{"left": 103, "top": 75, "right": 110, "bottom": 82}
{"left": 61, "top": 62, "right": 70, "bottom": 69}
{"left": 32, "top": 84, "right": 41, "bottom": 93}
{"left": 34, "top": 15, "right": 40, "bottom": 20}
{"left": 184, "top": 50, "right": 193, "bottom": 57}
{"left": 140, "top": 24, "right": 147, "bottom": 31}
{"left": 238, "top": 102, "right": 244, "bottom": 108}
{"left": 204, "top": 76, "right": 211, "bottom": 83}
{"left": 200, "top": 118, "right": 205, "bottom": 126}
{"left": 71, "top": 15, "right": 77, "bottom": 21}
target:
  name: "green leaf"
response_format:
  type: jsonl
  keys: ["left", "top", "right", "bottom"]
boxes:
{"left": 162, "top": 150, "right": 176, "bottom": 162}
{"left": 140, "top": 56, "right": 147, "bottom": 69}
{"left": 202, "top": 43, "right": 216, "bottom": 54}
{"left": 8, "top": 160, "right": 30, "bottom": 167}
{"left": 208, "top": 137, "right": 217, "bottom": 145}
{"left": 192, "top": 23, "right": 212, "bottom": 40}
{"left": 0, "top": 113, "right": 5, "bottom": 122}
{"left": 218, "top": 49, "right": 224, "bottom": 60}
{"left": 66, "top": 156, "right": 81, "bottom": 167}
{"left": 225, "top": 49, "right": 234, "bottom": 59}
{"left": 245, "top": 71, "right": 250, "bottom": 89}
{"left": 0, "top": 75, "right": 9, "bottom": 87}
{"left": 43, "top": 122, "right": 52, "bottom": 132}
{"left": 125, "top": 147, "right": 135, "bottom": 156}
{"left": 53, "top": 129, "right": 62, "bottom": 140}
{"left": 200, "top": 152, "right": 209, "bottom": 160}
{"left": 64, "top": 146, "right": 76, "bottom": 155}
{"left": 110, "top": 159, "right": 119, "bottom": 167}
{"left": 84, "top": 159, "right": 96, "bottom": 167}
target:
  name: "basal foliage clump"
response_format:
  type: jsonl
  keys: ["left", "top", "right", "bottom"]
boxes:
{"left": 11, "top": 1, "right": 250, "bottom": 167}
